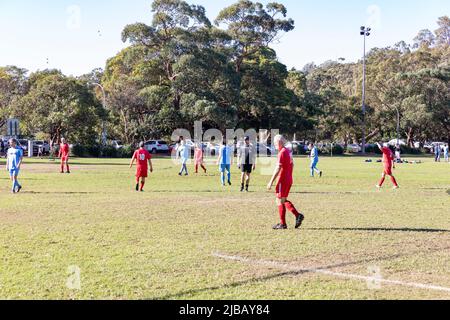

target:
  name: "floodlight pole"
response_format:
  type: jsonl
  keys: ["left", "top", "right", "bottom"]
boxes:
{"left": 360, "top": 27, "right": 370, "bottom": 154}
{"left": 394, "top": 105, "right": 400, "bottom": 146}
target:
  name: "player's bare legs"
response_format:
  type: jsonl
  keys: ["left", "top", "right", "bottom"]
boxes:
{"left": 240, "top": 172, "right": 250, "bottom": 192}
{"left": 140, "top": 177, "right": 146, "bottom": 192}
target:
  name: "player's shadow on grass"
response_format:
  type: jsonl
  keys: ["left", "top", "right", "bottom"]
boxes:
{"left": 307, "top": 227, "right": 450, "bottom": 233}
{"left": 290, "top": 191, "right": 365, "bottom": 195}
{"left": 152, "top": 245, "right": 450, "bottom": 300}
{"left": 150, "top": 190, "right": 243, "bottom": 193}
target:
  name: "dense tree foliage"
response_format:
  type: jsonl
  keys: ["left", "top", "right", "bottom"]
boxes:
{"left": 0, "top": 0, "right": 448, "bottom": 148}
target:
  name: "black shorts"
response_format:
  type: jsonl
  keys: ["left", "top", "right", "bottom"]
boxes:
{"left": 241, "top": 164, "right": 253, "bottom": 173}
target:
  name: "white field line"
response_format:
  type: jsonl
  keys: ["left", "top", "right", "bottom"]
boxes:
{"left": 212, "top": 252, "right": 450, "bottom": 293}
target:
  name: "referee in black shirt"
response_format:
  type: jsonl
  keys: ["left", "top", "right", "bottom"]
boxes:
{"left": 238, "top": 136, "right": 257, "bottom": 192}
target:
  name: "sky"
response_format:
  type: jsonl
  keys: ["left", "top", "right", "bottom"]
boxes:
{"left": 0, "top": 0, "right": 448, "bottom": 76}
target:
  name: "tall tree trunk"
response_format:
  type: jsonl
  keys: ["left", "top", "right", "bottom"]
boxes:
{"left": 406, "top": 127, "right": 414, "bottom": 147}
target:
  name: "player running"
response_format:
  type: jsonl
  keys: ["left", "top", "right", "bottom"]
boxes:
{"left": 376, "top": 143, "right": 399, "bottom": 190}
{"left": 237, "top": 136, "right": 256, "bottom": 192}
{"left": 308, "top": 143, "right": 322, "bottom": 178}
{"left": 194, "top": 143, "right": 207, "bottom": 174}
{"left": 217, "top": 140, "right": 233, "bottom": 186}
{"left": 6, "top": 138, "right": 24, "bottom": 194}
{"left": 267, "top": 135, "right": 304, "bottom": 230}
{"left": 58, "top": 138, "right": 70, "bottom": 174}
{"left": 130, "top": 142, "right": 153, "bottom": 192}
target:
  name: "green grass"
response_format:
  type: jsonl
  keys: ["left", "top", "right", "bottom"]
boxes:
{"left": 0, "top": 155, "right": 449, "bottom": 300}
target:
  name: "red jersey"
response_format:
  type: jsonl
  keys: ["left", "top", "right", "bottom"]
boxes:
{"left": 133, "top": 149, "right": 152, "bottom": 169}
{"left": 381, "top": 147, "right": 393, "bottom": 165}
{"left": 277, "top": 147, "right": 294, "bottom": 185}
{"left": 60, "top": 143, "right": 70, "bottom": 157}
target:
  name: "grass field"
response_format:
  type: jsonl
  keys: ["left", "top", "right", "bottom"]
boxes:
{"left": 0, "top": 155, "right": 449, "bottom": 300}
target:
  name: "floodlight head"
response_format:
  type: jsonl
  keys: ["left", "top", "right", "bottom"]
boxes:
{"left": 367, "top": 27, "right": 372, "bottom": 32}
{"left": 361, "top": 26, "right": 365, "bottom": 31}
{"left": 360, "top": 31, "right": 365, "bottom": 35}
{"left": 366, "top": 32, "right": 371, "bottom": 36}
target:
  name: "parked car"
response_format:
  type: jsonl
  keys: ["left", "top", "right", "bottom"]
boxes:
{"left": 33, "top": 140, "right": 51, "bottom": 156}
{"left": 17, "top": 139, "right": 29, "bottom": 155}
{"left": 111, "top": 140, "right": 123, "bottom": 150}
{"left": 347, "top": 144, "right": 362, "bottom": 153}
{"left": 388, "top": 139, "right": 406, "bottom": 146}
{"left": 204, "top": 142, "right": 220, "bottom": 156}
{"left": 424, "top": 142, "right": 446, "bottom": 153}
{"left": 144, "top": 140, "right": 170, "bottom": 154}
{"left": 256, "top": 143, "right": 275, "bottom": 156}
{"left": 290, "top": 141, "right": 307, "bottom": 155}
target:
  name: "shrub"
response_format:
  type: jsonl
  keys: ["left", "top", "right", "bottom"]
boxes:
{"left": 101, "top": 146, "right": 119, "bottom": 158}
{"left": 72, "top": 144, "right": 86, "bottom": 157}
{"left": 72, "top": 144, "right": 135, "bottom": 158}
{"left": 400, "top": 145, "right": 422, "bottom": 155}
{"left": 118, "top": 145, "right": 134, "bottom": 158}
{"left": 332, "top": 144, "right": 344, "bottom": 155}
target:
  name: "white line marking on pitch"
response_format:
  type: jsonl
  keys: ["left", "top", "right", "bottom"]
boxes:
{"left": 212, "top": 252, "right": 450, "bottom": 293}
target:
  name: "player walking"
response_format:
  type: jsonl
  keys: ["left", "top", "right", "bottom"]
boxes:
{"left": 6, "top": 138, "right": 24, "bottom": 193}
{"left": 238, "top": 136, "right": 256, "bottom": 192}
{"left": 218, "top": 141, "right": 233, "bottom": 186}
{"left": 177, "top": 140, "right": 190, "bottom": 176}
{"left": 58, "top": 138, "right": 70, "bottom": 174}
{"left": 309, "top": 143, "right": 322, "bottom": 178}
{"left": 434, "top": 144, "right": 441, "bottom": 162}
{"left": 130, "top": 142, "right": 153, "bottom": 192}
{"left": 194, "top": 143, "right": 207, "bottom": 174}
{"left": 376, "top": 143, "right": 399, "bottom": 190}
{"left": 267, "top": 135, "right": 304, "bottom": 230}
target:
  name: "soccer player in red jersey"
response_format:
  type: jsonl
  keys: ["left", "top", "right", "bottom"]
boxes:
{"left": 58, "top": 138, "right": 71, "bottom": 174}
{"left": 267, "top": 135, "right": 304, "bottom": 230}
{"left": 376, "top": 142, "right": 399, "bottom": 190}
{"left": 130, "top": 142, "right": 153, "bottom": 192}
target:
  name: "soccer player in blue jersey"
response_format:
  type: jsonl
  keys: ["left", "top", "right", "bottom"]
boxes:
{"left": 177, "top": 140, "right": 190, "bottom": 176}
{"left": 217, "top": 140, "right": 233, "bottom": 186}
{"left": 309, "top": 143, "right": 322, "bottom": 178}
{"left": 6, "top": 139, "right": 24, "bottom": 193}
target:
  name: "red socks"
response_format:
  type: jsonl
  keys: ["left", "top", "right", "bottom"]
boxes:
{"left": 390, "top": 176, "right": 398, "bottom": 187}
{"left": 378, "top": 177, "right": 385, "bottom": 187}
{"left": 140, "top": 181, "right": 145, "bottom": 191}
{"left": 285, "top": 201, "right": 300, "bottom": 218}
{"left": 278, "top": 204, "right": 287, "bottom": 225}
{"left": 279, "top": 201, "right": 300, "bottom": 226}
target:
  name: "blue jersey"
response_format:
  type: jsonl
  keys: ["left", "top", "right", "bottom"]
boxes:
{"left": 219, "top": 145, "right": 232, "bottom": 165}
{"left": 7, "top": 147, "right": 23, "bottom": 171}
{"left": 311, "top": 147, "right": 319, "bottom": 161}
